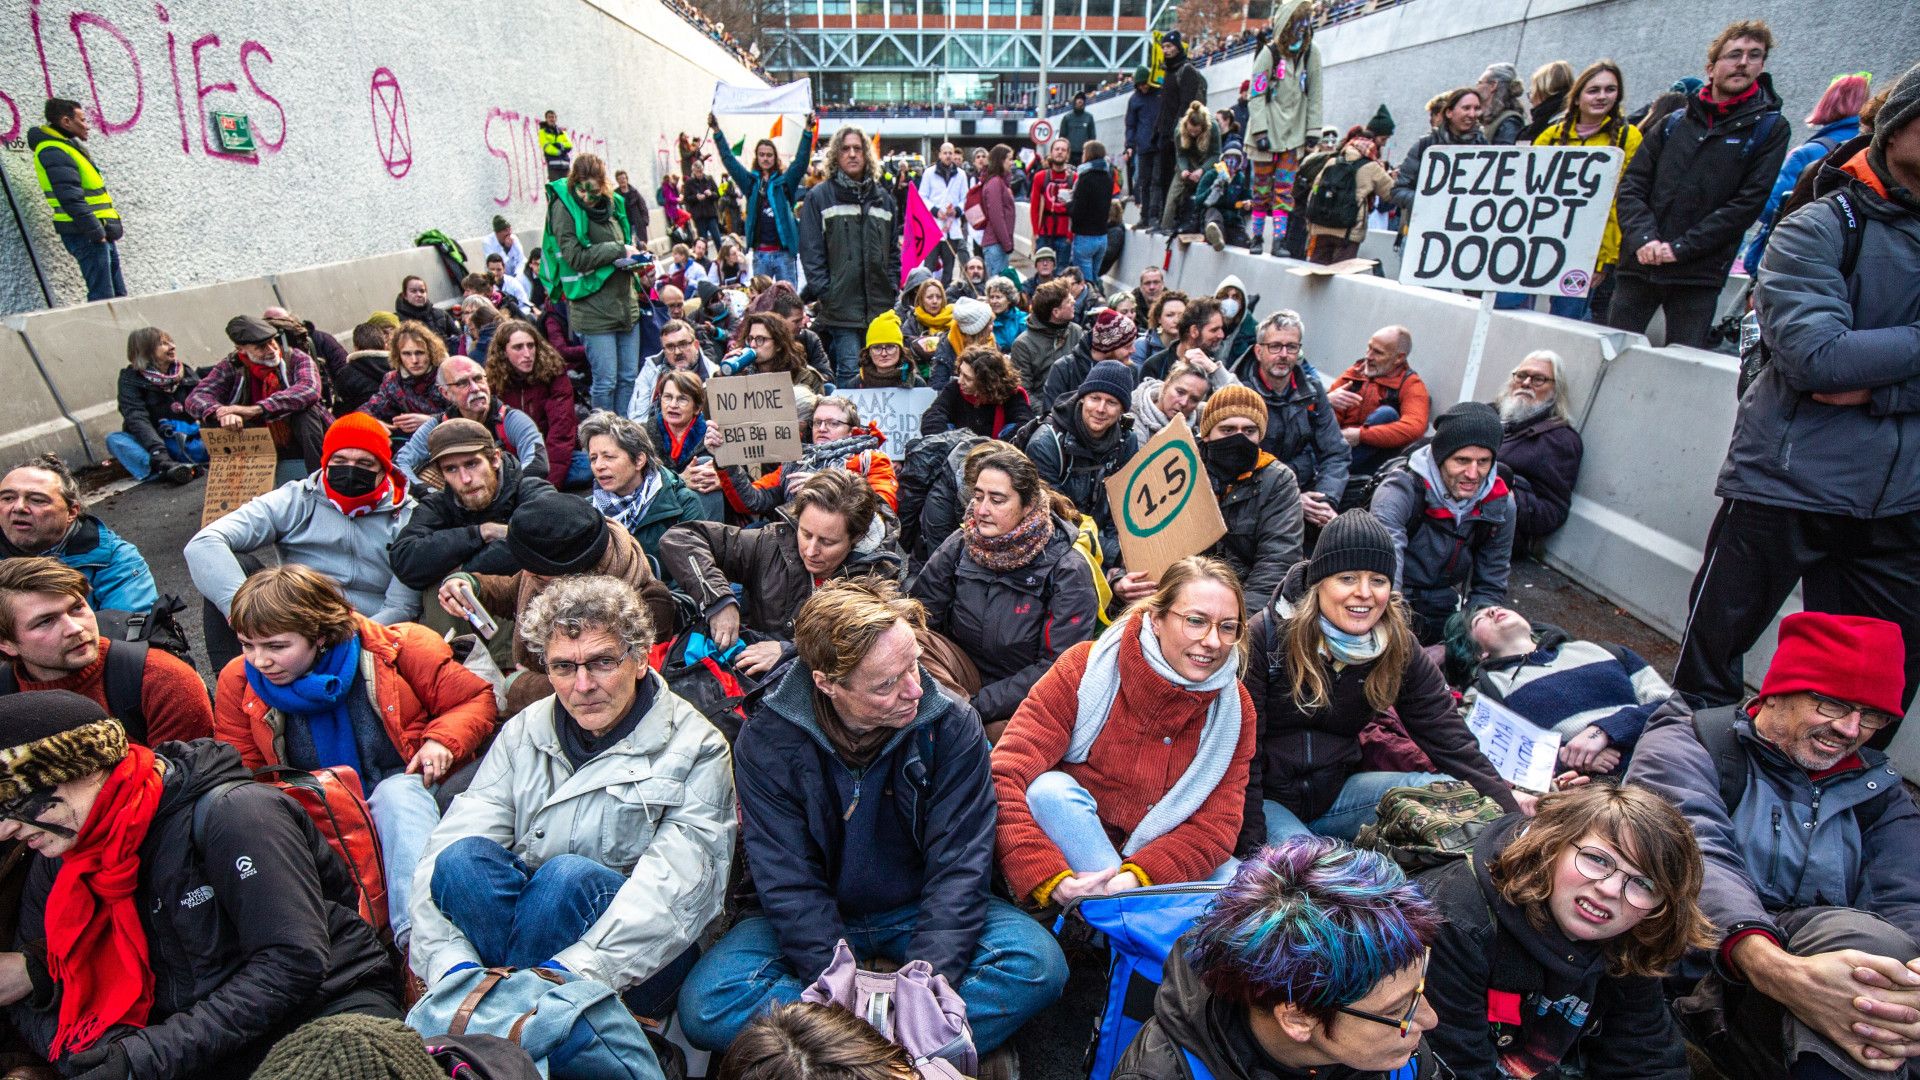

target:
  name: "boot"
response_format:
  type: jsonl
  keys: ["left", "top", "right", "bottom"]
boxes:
{"left": 1205, "top": 222, "right": 1225, "bottom": 251}
{"left": 1247, "top": 232, "right": 1267, "bottom": 256}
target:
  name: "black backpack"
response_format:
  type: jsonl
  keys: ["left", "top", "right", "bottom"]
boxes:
{"left": 1305, "top": 156, "right": 1365, "bottom": 231}
{"left": 896, "top": 430, "right": 987, "bottom": 562}
{"left": 0, "top": 641, "right": 151, "bottom": 743}
{"left": 1690, "top": 705, "right": 1899, "bottom": 830}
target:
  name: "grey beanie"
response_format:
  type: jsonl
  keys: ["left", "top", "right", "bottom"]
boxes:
{"left": 1872, "top": 62, "right": 1920, "bottom": 181}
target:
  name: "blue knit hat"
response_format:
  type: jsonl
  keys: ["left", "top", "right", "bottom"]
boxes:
{"left": 1078, "top": 360, "right": 1134, "bottom": 408}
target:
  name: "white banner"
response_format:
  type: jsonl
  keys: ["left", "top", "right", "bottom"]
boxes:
{"left": 840, "top": 387, "right": 938, "bottom": 456}
{"left": 711, "top": 81, "right": 814, "bottom": 116}
{"left": 1399, "top": 144, "right": 1623, "bottom": 298}
{"left": 1462, "top": 696, "right": 1561, "bottom": 792}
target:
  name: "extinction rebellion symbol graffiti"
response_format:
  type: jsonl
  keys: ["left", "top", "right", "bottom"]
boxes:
{"left": 370, "top": 67, "right": 412, "bottom": 179}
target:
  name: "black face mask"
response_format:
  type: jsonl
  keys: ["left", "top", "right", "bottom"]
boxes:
{"left": 326, "top": 463, "right": 383, "bottom": 498}
{"left": 1202, "top": 433, "right": 1260, "bottom": 483}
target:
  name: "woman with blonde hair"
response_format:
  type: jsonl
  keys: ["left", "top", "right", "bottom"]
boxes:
{"left": 992, "top": 555, "right": 1256, "bottom": 907}
{"left": 1160, "top": 101, "right": 1222, "bottom": 233}
{"left": 1520, "top": 58, "right": 1577, "bottom": 142}
{"left": 361, "top": 321, "right": 449, "bottom": 440}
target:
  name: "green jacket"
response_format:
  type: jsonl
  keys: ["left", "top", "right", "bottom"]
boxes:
{"left": 543, "top": 180, "right": 639, "bottom": 335}
{"left": 1244, "top": 0, "right": 1323, "bottom": 154}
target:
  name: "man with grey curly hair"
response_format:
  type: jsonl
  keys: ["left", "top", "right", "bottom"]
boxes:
{"left": 408, "top": 574, "right": 736, "bottom": 1018}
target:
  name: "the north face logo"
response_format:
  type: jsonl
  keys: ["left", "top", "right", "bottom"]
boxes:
{"left": 181, "top": 885, "right": 215, "bottom": 909}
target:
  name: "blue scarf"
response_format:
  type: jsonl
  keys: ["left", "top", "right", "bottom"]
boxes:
{"left": 1318, "top": 616, "right": 1385, "bottom": 665}
{"left": 244, "top": 633, "right": 365, "bottom": 782}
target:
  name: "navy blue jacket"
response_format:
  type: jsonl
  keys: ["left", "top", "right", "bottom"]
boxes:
{"left": 736, "top": 661, "right": 997, "bottom": 983}
{"left": 1125, "top": 86, "right": 1163, "bottom": 155}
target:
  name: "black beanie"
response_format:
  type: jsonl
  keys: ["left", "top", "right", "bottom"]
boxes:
{"left": 0, "top": 691, "right": 127, "bottom": 809}
{"left": 1367, "top": 104, "right": 1396, "bottom": 137}
{"left": 1430, "top": 401, "right": 1504, "bottom": 465}
{"left": 507, "top": 493, "right": 610, "bottom": 577}
{"left": 1308, "top": 510, "right": 1398, "bottom": 588}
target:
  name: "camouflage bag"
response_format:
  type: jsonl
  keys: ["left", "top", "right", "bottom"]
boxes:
{"left": 1355, "top": 779, "right": 1506, "bottom": 873}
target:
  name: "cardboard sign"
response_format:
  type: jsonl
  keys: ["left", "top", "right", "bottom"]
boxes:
{"left": 1463, "top": 695, "right": 1562, "bottom": 792}
{"left": 1399, "top": 145, "right": 1623, "bottom": 297}
{"left": 199, "top": 425, "right": 279, "bottom": 525}
{"left": 1102, "top": 414, "right": 1226, "bottom": 580}
{"left": 839, "top": 388, "right": 937, "bottom": 456}
{"left": 707, "top": 372, "right": 803, "bottom": 468}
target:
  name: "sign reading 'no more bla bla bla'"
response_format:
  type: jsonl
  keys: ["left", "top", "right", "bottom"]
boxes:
{"left": 707, "top": 372, "right": 804, "bottom": 468}
{"left": 1401, "top": 144, "right": 1624, "bottom": 298}
{"left": 1103, "top": 414, "right": 1227, "bottom": 580}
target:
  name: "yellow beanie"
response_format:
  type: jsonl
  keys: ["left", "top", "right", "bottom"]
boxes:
{"left": 866, "top": 311, "right": 905, "bottom": 350}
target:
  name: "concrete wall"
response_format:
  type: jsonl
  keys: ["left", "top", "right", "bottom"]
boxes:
{"left": 0, "top": 0, "right": 776, "bottom": 315}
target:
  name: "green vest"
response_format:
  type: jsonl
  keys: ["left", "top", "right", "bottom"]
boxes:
{"left": 32, "top": 127, "right": 118, "bottom": 225}
{"left": 541, "top": 179, "right": 632, "bottom": 301}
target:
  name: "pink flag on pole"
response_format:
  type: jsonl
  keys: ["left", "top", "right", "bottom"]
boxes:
{"left": 902, "top": 184, "right": 941, "bottom": 287}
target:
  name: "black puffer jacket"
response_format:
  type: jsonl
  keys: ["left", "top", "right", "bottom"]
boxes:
{"left": 1152, "top": 55, "right": 1210, "bottom": 150}
{"left": 798, "top": 170, "right": 901, "bottom": 330}
{"left": 1206, "top": 454, "right": 1304, "bottom": 603}
{"left": 1025, "top": 394, "right": 1138, "bottom": 570}
{"left": 116, "top": 366, "right": 202, "bottom": 465}
{"left": 659, "top": 512, "right": 905, "bottom": 642}
{"left": 1240, "top": 563, "right": 1519, "bottom": 853}
{"left": 9, "top": 740, "right": 392, "bottom": 1079}
{"left": 910, "top": 517, "right": 1100, "bottom": 722}
{"left": 388, "top": 455, "right": 556, "bottom": 590}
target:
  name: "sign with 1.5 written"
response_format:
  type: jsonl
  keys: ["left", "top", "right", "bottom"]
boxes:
{"left": 1102, "top": 414, "right": 1226, "bottom": 580}
{"left": 1462, "top": 695, "right": 1561, "bottom": 792}
{"left": 706, "top": 372, "right": 803, "bottom": 468}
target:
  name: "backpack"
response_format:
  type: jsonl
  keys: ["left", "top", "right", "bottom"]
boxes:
{"left": 1689, "top": 706, "right": 1900, "bottom": 830}
{"left": 1737, "top": 190, "right": 1865, "bottom": 399}
{"left": 1070, "top": 514, "right": 1115, "bottom": 630}
{"left": 414, "top": 230, "right": 471, "bottom": 291}
{"left": 0, "top": 639, "right": 149, "bottom": 743}
{"left": 1070, "top": 883, "right": 1223, "bottom": 1080}
{"left": 197, "top": 765, "right": 392, "bottom": 944}
{"left": 647, "top": 629, "right": 766, "bottom": 744}
{"left": 98, "top": 593, "right": 195, "bottom": 663}
{"left": 963, "top": 182, "right": 987, "bottom": 230}
{"left": 1305, "top": 156, "right": 1365, "bottom": 230}
{"left": 801, "top": 939, "right": 977, "bottom": 1075}
{"left": 1661, "top": 106, "right": 1783, "bottom": 161}
{"left": 897, "top": 430, "right": 988, "bottom": 563}
{"left": 1355, "top": 779, "right": 1508, "bottom": 874}
{"left": 407, "top": 965, "right": 663, "bottom": 1080}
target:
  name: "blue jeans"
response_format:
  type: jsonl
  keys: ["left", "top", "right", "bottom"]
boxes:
{"left": 823, "top": 325, "right": 864, "bottom": 385}
{"left": 369, "top": 773, "right": 441, "bottom": 949}
{"left": 105, "top": 426, "right": 206, "bottom": 481}
{"left": 428, "top": 836, "right": 699, "bottom": 1018}
{"left": 983, "top": 243, "right": 1010, "bottom": 279}
{"left": 1548, "top": 294, "right": 1591, "bottom": 321}
{"left": 753, "top": 248, "right": 798, "bottom": 285}
{"left": 581, "top": 325, "right": 640, "bottom": 416}
{"left": 1493, "top": 291, "right": 1533, "bottom": 311}
{"left": 565, "top": 450, "right": 592, "bottom": 489}
{"left": 679, "top": 899, "right": 1068, "bottom": 1054}
{"left": 1025, "top": 770, "right": 1238, "bottom": 883}
{"left": 1070, "top": 235, "right": 1108, "bottom": 286}
{"left": 61, "top": 233, "right": 127, "bottom": 302}
{"left": 1261, "top": 771, "right": 1450, "bottom": 843}
{"left": 1348, "top": 404, "right": 1402, "bottom": 474}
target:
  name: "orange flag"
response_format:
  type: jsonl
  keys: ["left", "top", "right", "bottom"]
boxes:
{"left": 770, "top": 116, "right": 785, "bottom": 138}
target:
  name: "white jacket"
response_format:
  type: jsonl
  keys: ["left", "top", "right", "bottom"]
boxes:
{"left": 409, "top": 678, "right": 737, "bottom": 989}
{"left": 919, "top": 166, "right": 971, "bottom": 241}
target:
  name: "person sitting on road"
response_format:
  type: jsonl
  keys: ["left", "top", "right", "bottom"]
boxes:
{"left": 630, "top": 318, "right": 716, "bottom": 423}
{"left": 1242, "top": 511, "right": 1523, "bottom": 852}
{"left": 333, "top": 322, "right": 394, "bottom": 417}
{"left": 0, "top": 557, "right": 211, "bottom": 744}
{"left": 1325, "top": 326, "right": 1431, "bottom": 476}
{"left": 409, "top": 575, "right": 734, "bottom": 1019}
{"left": 714, "top": 395, "right": 900, "bottom": 515}
{"left": 393, "top": 273, "right": 461, "bottom": 355}
{"left": 485, "top": 320, "right": 579, "bottom": 489}
{"left": 716, "top": 1003, "right": 923, "bottom": 1080}
{"left": 1626, "top": 612, "right": 1920, "bottom": 1080}
{"left": 186, "top": 412, "right": 418, "bottom": 673}
{"left": 679, "top": 578, "right": 1068, "bottom": 1055}
{"left": 1462, "top": 605, "right": 1681, "bottom": 777}
{"left": 214, "top": 565, "right": 498, "bottom": 951}
{"left": 1210, "top": 276, "right": 1259, "bottom": 371}
{"left": 1114, "top": 838, "right": 1446, "bottom": 1080}
{"left": 1370, "top": 402, "right": 1515, "bottom": 644}
{"left": 722, "top": 310, "right": 828, "bottom": 396}
{"left": 1417, "top": 782, "right": 1712, "bottom": 1080}
{"left": 895, "top": 269, "right": 954, "bottom": 379}
{"left": 358, "top": 321, "right": 450, "bottom": 445}
{"left": 985, "top": 277, "right": 1027, "bottom": 353}
{"left": 993, "top": 557, "right": 1256, "bottom": 906}
{"left": 186, "top": 314, "right": 335, "bottom": 473}
{"left": 922, "top": 346, "right": 1034, "bottom": 441}
{"left": 1133, "top": 290, "right": 1186, "bottom": 367}
{"left": 924, "top": 298, "right": 995, "bottom": 391}
{"left": 1141, "top": 297, "right": 1233, "bottom": 389}
{"left": 1010, "top": 279, "right": 1086, "bottom": 397}
{"left": 389, "top": 418, "right": 554, "bottom": 596}
{"left": 912, "top": 444, "right": 1099, "bottom": 738}
{"left": 112, "top": 327, "right": 205, "bottom": 486}
{"left": 1492, "top": 349, "right": 1584, "bottom": 548}
{"left": 0, "top": 455, "right": 158, "bottom": 614}
{"left": 1196, "top": 387, "right": 1304, "bottom": 602}
{"left": 578, "top": 410, "right": 708, "bottom": 560}
{"left": 660, "top": 470, "right": 904, "bottom": 679}
{"left": 1131, "top": 360, "right": 1215, "bottom": 441}
{"left": 1244, "top": 311, "right": 1347, "bottom": 529}
{"left": 1041, "top": 309, "right": 1140, "bottom": 414}
{"left": 0, "top": 690, "right": 400, "bottom": 1078}
{"left": 394, "top": 356, "right": 549, "bottom": 487}
{"left": 1027, "top": 361, "right": 1142, "bottom": 604}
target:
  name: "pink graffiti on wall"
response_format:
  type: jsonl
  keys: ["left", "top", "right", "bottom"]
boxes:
{"left": 484, "top": 106, "right": 610, "bottom": 206}
{"left": 0, "top": 91, "right": 18, "bottom": 143}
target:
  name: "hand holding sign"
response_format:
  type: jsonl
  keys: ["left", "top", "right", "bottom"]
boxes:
{"left": 707, "top": 373, "right": 803, "bottom": 468}
{"left": 199, "top": 425, "right": 278, "bottom": 526}
{"left": 1102, "top": 415, "right": 1227, "bottom": 580}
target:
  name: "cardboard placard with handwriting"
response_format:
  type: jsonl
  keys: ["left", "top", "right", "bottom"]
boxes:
{"left": 707, "top": 372, "right": 804, "bottom": 468}
{"left": 1102, "top": 414, "right": 1226, "bottom": 580}
{"left": 199, "top": 425, "right": 279, "bottom": 526}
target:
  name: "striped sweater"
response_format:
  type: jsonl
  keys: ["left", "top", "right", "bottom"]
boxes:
{"left": 1468, "top": 634, "right": 1673, "bottom": 751}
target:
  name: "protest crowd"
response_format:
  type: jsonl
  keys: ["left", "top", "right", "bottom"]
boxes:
{"left": 9, "top": 10, "right": 1920, "bottom": 1080}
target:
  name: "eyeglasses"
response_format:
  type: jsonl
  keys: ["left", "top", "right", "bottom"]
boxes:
{"left": 814, "top": 416, "right": 852, "bottom": 432}
{"left": 1509, "top": 370, "right": 1554, "bottom": 386}
{"left": 445, "top": 374, "right": 488, "bottom": 391}
{"left": 1807, "top": 690, "right": 1900, "bottom": 732}
{"left": 1572, "top": 845, "right": 1664, "bottom": 910}
{"left": 546, "top": 648, "right": 634, "bottom": 680}
{"left": 1256, "top": 340, "right": 1303, "bottom": 355}
{"left": 1336, "top": 950, "right": 1429, "bottom": 1037}
{"left": 1170, "top": 610, "right": 1241, "bottom": 644}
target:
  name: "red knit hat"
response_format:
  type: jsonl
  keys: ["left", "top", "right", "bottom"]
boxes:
{"left": 1758, "top": 612, "right": 1906, "bottom": 718}
{"left": 322, "top": 412, "right": 394, "bottom": 468}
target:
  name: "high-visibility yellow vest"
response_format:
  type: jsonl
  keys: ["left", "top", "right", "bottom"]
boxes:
{"left": 32, "top": 126, "right": 119, "bottom": 225}
{"left": 538, "top": 125, "right": 573, "bottom": 162}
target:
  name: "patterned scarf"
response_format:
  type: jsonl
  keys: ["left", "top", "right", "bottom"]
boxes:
{"left": 590, "top": 469, "right": 662, "bottom": 535}
{"left": 139, "top": 361, "right": 185, "bottom": 392}
{"left": 963, "top": 504, "right": 1052, "bottom": 572}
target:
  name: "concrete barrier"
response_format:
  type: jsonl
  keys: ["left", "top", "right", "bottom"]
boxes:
{"left": 274, "top": 247, "right": 455, "bottom": 343}
{"left": 0, "top": 329, "right": 84, "bottom": 463}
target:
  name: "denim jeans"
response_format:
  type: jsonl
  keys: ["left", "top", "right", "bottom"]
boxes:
{"left": 581, "top": 325, "right": 640, "bottom": 416}
{"left": 678, "top": 898, "right": 1068, "bottom": 1053}
{"left": 368, "top": 773, "right": 441, "bottom": 949}
{"left": 823, "top": 325, "right": 864, "bottom": 385}
{"left": 1548, "top": 294, "right": 1591, "bottom": 321}
{"left": 753, "top": 248, "right": 799, "bottom": 285}
{"left": 1036, "top": 233, "right": 1072, "bottom": 264}
{"left": 1025, "top": 770, "right": 1238, "bottom": 883}
{"left": 982, "top": 243, "right": 1010, "bottom": 279}
{"left": 1348, "top": 404, "right": 1402, "bottom": 474}
{"left": 61, "top": 233, "right": 127, "bottom": 302}
{"left": 1261, "top": 771, "right": 1451, "bottom": 843}
{"left": 105, "top": 427, "right": 207, "bottom": 481}
{"left": 1070, "top": 235, "right": 1108, "bottom": 286}
{"left": 1492, "top": 292, "right": 1534, "bottom": 311}
{"left": 428, "top": 836, "right": 699, "bottom": 1018}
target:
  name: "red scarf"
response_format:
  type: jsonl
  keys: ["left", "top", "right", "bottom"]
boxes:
{"left": 322, "top": 468, "right": 406, "bottom": 519}
{"left": 245, "top": 360, "right": 293, "bottom": 449}
{"left": 45, "top": 744, "right": 164, "bottom": 1057}
{"left": 1699, "top": 82, "right": 1759, "bottom": 126}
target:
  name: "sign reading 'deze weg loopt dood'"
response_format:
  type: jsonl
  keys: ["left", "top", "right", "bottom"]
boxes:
{"left": 1400, "top": 144, "right": 1623, "bottom": 298}
{"left": 707, "top": 373, "right": 803, "bottom": 468}
{"left": 1102, "top": 414, "right": 1226, "bottom": 581}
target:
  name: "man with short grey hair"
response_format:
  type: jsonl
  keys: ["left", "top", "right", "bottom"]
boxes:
{"left": 1245, "top": 311, "right": 1347, "bottom": 527}
{"left": 394, "top": 356, "right": 548, "bottom": 485}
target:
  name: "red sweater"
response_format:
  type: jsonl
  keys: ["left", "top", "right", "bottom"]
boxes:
{"left": 15, "top": 638, "right": 214, "bottom": 745}
{"left": 992, "top": 616, "right": 1255, "bottom": 901}
{"left": 1030, "top": 166, "right": 1075, "bottom": 239}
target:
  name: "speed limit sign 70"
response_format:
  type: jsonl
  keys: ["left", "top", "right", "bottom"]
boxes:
{"left": 1030, "top": 118, "right": 1054, "bottom": 146}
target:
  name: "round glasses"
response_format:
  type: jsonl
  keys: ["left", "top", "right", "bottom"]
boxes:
{"left": 1573, "top": 845, "right": 1663, "bottom": 910}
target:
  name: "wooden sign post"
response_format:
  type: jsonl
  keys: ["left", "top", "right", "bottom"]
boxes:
{"left": 706, "top": 372, "right": 804, "bottom": 468}
{"left": 199, "top": 425, "right": 279, "bottom": 525}
{"left": 1102, "top": 414, "right": 1226, "bottom": 580}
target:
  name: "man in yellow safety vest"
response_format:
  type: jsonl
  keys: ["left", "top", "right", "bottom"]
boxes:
{"left": 29, "top": 98, "right": 127, "bottom": 302}
{"left": 539, "top": 110, "right": 574, "bottom": 183}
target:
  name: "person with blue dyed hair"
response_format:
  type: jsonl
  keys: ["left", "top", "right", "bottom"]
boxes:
{"left": 1113, "top": 837, "right": 1445, "bottom": 1080}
